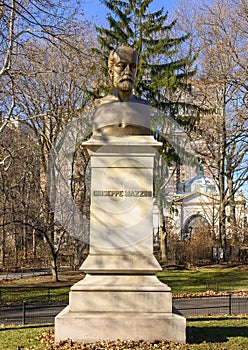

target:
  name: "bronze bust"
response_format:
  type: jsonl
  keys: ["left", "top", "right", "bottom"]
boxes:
{"left": 95, "top": 46, "right": 148, "bottom": 105}
{"left": 94, "top": 46, "right": 150, "bottom": 136}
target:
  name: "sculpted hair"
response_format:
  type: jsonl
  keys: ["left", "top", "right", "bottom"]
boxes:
{"left": 108, "top": 46, "right": 139, "bottom": 78}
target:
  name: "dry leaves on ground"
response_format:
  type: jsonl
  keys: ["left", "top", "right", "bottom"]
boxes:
{"left": 35, "top": 329, "right": 186, "bottom": 350}
{"left": 175, "top": 290, "right": 248, "bottom": 298}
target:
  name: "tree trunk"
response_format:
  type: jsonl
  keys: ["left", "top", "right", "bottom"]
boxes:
{"left": 226, "top": 159, "right": 236, "bottom": 228}
{"left": 32, "top": 228, "right": 37, "bottom": 257}
{"left": 23, "top": 224, "right": 28, "bottom": 260}
{"left": 160, "top": 230, "right": 167, "bottom": 263}
{"left": 0, "top": 223, "right": 6, "bottom": 268}
{"left": 219, "top": 191, "right": 226, "bottom": 247}
{"left": 218, "top": 90, "right": 227, "bottom": 252}
{"left": 159, "top": 207, "right": 168, "bottom": 263}
{"left": 51, "top": 251, "right": 59, "bottom": 282}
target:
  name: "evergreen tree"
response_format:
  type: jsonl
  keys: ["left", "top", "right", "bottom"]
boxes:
{"left": 95, "top": 1, "right": 199, "bottom": 262}
{"left": 96, "top": 0, "right": 196, "bottom": 122}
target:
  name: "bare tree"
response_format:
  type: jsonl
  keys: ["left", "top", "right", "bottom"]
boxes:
{"left": 174, "top": 0, "right": 248, "bottom": 252}
{"left": 0, "top": 1, "right": 87, "bottom": 131}
{"left": 0, "top": 123, "right": 40, "bottom": 268}
{"left": 10, "top": 30, "right": 100, "bottom": 280}
{"left": 0, "top": 1, "right": 103, "bottom": 280}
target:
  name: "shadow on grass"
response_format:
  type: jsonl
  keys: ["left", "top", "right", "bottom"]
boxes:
{"left": 187, "top": 325, "right": 248, "bottom": 344}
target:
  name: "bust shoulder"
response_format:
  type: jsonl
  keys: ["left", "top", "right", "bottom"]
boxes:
{"left": 95, "top": 88, "right": 150, "bottom": 106}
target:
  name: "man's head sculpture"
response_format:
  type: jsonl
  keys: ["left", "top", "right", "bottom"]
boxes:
{"left": 108, "top": 46, "right": 139, "bottom": 99}
{"left": 93, "top": 46, "right": 150, "bottom": 136}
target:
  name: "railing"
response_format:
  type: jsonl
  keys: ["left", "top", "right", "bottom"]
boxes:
{"left": 0, "top": 286, "right": 69, "bottom": 303}
{"left": 173, "top": 294, "right": 248, "bottom": 316}
{"left": 0, "top": 301, "right": 67, "bottom": 325}
{"left": 0, "top": 294, "right": 247, "bottom": 325}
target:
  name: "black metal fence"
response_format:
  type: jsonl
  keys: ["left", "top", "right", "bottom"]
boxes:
{"left": 0, "top": 286, "right": 69, "bottom": 303}
{"left": 174, "top": 294, "right": 248, "bottom": 316}
{"left": 0, "top": 301, "right": 67, "bottom": 325}
{"left": 0, "top": 294, "right": 247, "bottom": 326}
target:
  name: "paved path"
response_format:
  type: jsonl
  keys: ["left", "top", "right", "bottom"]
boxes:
{"left": 174, "top": 295, "right": 248, "bottom": 316}
{"left": 0, "top": 296, "right": 247, "bottom": 325}
{"left": 0, "top": 302, "right": 67, "bottom": 325}
{"left": 0, "top": 270, "right": 49, "bottom": 281}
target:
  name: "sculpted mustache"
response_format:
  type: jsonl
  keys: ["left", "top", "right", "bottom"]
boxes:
{"left": 119, "top": 76, "right": 134, "bottom": 83}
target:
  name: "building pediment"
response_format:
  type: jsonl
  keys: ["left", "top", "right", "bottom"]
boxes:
{"left": 173, "top": 191, "right": 218, "bottom": 204}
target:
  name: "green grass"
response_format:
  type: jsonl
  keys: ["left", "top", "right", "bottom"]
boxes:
{"left": 0, "top": 266, "right": 247, "bottom": 303}
{"left": 0, "top": 285, "right": 70, "bottom": 303}
{"left": 0, "top": 317, "right": 248, "bottom": 349}
{"left": 0, "top": 324, "right": 51, "bottom": 350}
{"left": 0, "top": 270, "right": 83, "bottom": 303}
{"left": 157, "top": 266, "right": 248, "bottom": 295}
{"left": 185, "top": 316, "right": 248, "bottom": 349}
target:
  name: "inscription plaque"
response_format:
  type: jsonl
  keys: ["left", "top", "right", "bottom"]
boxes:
{"left": 93, "top": 190, "right": 152, "bottom": 197}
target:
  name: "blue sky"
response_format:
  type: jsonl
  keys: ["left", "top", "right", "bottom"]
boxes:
{"left": 83, "top": 0, "right": 177, "bottom": 24}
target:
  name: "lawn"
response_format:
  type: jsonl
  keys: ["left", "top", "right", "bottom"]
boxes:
{"left": 0, "top": 270, "right": 84, "bottom": 303}
{"left": 0, "top": 316, "right": 248, "bottom": 349}
{"left": 157, "top": 265, "right": 248, "bottom": 295}
{"left": 0, "top": 267, "right": 247, "bottom": 349}
{"left": 0, "top": 324, "right": 51, "bottom": 350}
{"left": 0, "top": 266, "right": 247, "bottom": 302}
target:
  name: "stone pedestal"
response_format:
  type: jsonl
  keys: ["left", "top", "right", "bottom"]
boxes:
{"left": 55, "top": 120, "right": 186, "bottom": 343}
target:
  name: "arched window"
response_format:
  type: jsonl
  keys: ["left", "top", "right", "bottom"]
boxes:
{"left": 182, "top": 214, "right": 210, "bottom": 240}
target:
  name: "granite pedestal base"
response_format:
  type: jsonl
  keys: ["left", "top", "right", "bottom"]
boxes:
{"left": 55, "top": 273, "right": 186, "bottom": 343}
{"left": 55, "top": 309, "right": 185, "bottom": 343}
{"left": 55, "top": 133, "right": 186, "bottom": 343}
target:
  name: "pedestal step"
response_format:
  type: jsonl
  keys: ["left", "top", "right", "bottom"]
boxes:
{"left": 80, "top": 254, "right": 162, "bottom": 274}
{"left": 55, "top": 308, "right": 186, "bottom": 343}
{"left": 69, "top": 274, "right": 172, "bottom": 313}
